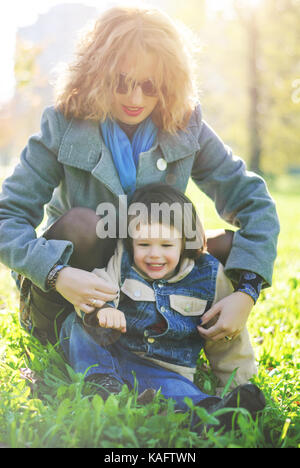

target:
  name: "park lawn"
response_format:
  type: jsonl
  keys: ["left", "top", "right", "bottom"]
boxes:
{"left": 0, "top": 176, "right": 299, "bottom": 448}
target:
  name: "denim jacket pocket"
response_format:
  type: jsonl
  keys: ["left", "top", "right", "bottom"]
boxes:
{"left": 170, "top": 295, "right": 207, "bottom": 316}
{"left": 121, "top": 278, "right": 155, "bottom": 302}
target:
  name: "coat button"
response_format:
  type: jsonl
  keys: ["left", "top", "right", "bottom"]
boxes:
{"left": 148, "top": 337, "right": 155, "bottom": 344}
{"left": 160, "top": 306, "right": 166, "bottom": 313}
{"left": 157, "top": 158, "right": 167, "bottom": 171}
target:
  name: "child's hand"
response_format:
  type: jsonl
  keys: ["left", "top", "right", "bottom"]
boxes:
{"left": 197, "top": 291, "right": 254, "bottom": 341}
{"left": 97, "top": 307, "right": 127, "bottom": 333}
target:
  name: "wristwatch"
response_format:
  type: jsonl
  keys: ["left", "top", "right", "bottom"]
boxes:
{"left": 235, "top": 271, "right": 263, "bottom": 304}
{"left": 46, "top": 264, "right": 68, "bottom": 290}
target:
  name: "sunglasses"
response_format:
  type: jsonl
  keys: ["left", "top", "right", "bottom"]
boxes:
{"left": 116, "top": 73, "right": 158, "bottom": 97}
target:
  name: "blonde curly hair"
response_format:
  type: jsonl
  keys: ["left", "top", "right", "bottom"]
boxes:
{"left": 55, "top": 5, "right": 200, "bottom": 134}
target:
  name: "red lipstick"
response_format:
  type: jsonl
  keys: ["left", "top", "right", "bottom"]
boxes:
{"left": 122, "top": 105, "right": 144, "bottom": 117}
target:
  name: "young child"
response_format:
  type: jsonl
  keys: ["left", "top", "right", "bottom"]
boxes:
{"left": 60, "top": 183, "right": 265, "bottom": 424}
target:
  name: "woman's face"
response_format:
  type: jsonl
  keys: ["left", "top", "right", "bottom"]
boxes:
{"left": 111, "top": 53, "right": 159, "bottom": 125}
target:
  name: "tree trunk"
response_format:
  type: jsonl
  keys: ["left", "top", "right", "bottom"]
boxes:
{"left": 248, "top": 11, "right": 262, "bottom": 173}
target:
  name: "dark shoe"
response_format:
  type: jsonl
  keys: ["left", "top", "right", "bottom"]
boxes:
{"left": 198, "top": 384, "right": 266, "bottom": 432}
{"left": 136, "top": 388, "right": 156, "bottom": 405}
{"left": 84, "top": 373, "right": 124, "bottom": 400}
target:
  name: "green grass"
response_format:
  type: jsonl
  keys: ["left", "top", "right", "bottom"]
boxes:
{"left": 0, "top": 176, "right": 299, "bottom": 448}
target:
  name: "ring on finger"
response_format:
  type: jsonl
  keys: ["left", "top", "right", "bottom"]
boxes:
{"left": 90, "top": 298, "right": 97, "bottom": 306}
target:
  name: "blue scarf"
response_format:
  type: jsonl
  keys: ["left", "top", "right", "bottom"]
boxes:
{"left": 100, "top": 116, "right": 158, "bottom": 197}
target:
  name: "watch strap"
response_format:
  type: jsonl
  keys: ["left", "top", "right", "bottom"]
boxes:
{"left": 46, "top": 264, "right": 68, "bottom": 290}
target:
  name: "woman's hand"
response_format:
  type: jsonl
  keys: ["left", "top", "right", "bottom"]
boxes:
{"left": 97, "top": 307, "right": 127, "bottom": 333}
{"left": 55, "top": 266, "right": 118, "bottom": 313}
{"left": 197, "top": 291, "right": 254, "bottom": 342}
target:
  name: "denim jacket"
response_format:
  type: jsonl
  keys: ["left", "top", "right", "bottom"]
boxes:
{"left": 0, "top": 105, "right": 279, "bottom": 290}
{"left": 82, "top": 241, "right": 234, "bottom": 380}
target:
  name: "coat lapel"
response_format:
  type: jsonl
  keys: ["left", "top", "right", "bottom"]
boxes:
{"left": 92, "top": 143, "right": 124, "bottom": 197}
{"left": 58, "top": 117, "right": 124, "bottom": 197}
{"left": 158, "top": 127, "right": 200, "bottom": 163}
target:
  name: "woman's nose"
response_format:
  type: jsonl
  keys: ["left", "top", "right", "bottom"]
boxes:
{"left": 129, "top": 85, "right": 143, "bottom": 105}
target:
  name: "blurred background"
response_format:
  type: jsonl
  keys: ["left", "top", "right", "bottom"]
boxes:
{"left": 0, "top": 0, "right": 299, "bottom": 179}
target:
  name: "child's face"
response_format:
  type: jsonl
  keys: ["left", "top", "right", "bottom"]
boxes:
{"left": 132, "top": 223, "right": 183, "bottom": 280}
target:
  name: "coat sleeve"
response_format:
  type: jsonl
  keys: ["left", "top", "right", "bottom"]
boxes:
{"left": 0, "top": 106, "right": 74, "bottom": 291}
{"left": 191, "top": 115, "right": 280, "bottom": 287}
{"left": 203, "top": 263, "right": 258, "bottom": 388}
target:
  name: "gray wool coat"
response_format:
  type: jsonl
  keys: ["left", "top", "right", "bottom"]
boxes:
{"left": 0, "top": 104, "right": 280, "bottom": 291}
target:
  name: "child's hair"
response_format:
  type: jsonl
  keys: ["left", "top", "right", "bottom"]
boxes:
{"left": 54, "top": 4, "right": 200, "bottom": 134}
{"left": 125, "top": 183, "right": 207, "bottom": 259}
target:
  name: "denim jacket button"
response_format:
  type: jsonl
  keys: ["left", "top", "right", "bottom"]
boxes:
{"left": 157, "top": 158, "right": 167, "bottom": 171}
{"left": 160, "top": 306, "right": 166, "bottom": 313}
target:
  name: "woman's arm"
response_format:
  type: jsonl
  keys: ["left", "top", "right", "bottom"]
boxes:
{"left": 192, "top": 116, "right": 280, "bottom": 287}
{"left": 73, "top": 241, "right": 123, "bottom": 317}
{"left": 0, "top": 107, "right": 74, "bottom": 290}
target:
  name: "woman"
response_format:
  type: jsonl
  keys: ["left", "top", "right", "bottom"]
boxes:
{"left": 0, "top": 6, "right": 279, "bottom": 373}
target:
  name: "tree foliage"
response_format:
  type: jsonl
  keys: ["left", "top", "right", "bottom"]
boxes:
{"left": 172, "top": 0, "right": 300, "bottom": 173}
{"left": 0, "top": 0, "right": 299, "bottom": 174}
